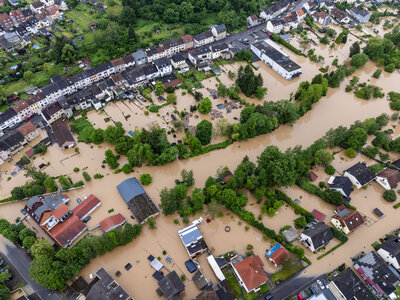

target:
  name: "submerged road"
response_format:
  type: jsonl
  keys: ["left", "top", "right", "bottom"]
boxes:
{"left": 0, "top": 236, "right": 64, "bottom": 300}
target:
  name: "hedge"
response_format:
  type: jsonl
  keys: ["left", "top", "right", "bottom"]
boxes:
{"left": 317, "top": 242, "right": 345, "bottom": 260}
{"left": 271, "top": 33, "right": 307, "bottom": 57}
{"left": 0, "top": 196, "right": 16, "bottom": 204}
{"left": 393, "top": 202, "right": 400, "bottom": 209}
{"left": 274, "top": 190, "right": 311, "bottom": 216}
{"left": 330, "top": 226, "right": 349, "bottom": 243}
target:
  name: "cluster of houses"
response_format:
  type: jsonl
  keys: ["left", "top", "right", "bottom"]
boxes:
{"left": 0, "top": 0, "right": 68, "bottom": 51}
{"left": 247, "top": 0, "right": 372, "bottom": 34}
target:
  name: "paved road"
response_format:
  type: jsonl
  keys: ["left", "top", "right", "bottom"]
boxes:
{"left": 0, "top": 236, "right": 64, "bottom": 300}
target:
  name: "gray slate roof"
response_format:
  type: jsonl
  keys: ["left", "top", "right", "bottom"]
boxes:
{"left": 158, "top": 271, "right": 185, "bottom": 300}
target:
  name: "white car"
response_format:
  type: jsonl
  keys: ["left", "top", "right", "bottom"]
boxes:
{"left": 317, "top": 280, "right": 325, "bottom": 289}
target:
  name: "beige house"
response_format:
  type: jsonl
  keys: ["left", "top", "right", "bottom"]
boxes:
{"left": 41, "top": 101, "right": 64, "bottom": 124}
{"left": 17, "top": 122, "right": 40, "bottom": 142}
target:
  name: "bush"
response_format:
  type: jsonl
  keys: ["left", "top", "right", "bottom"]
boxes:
{"left": 325, "top": 165, "right": 335, "bottom": 175}
{"left": 140, "top": 173, "right": 152, "bottom": 185}
{"left": 94, "top": 173, "right": 104, "bottom": 179}
{"left": 72, "top": 181, "right": 84, "bottom": 188}
{"left": 372, "top": 69, "right": 382, "bottom": 79}
{"left": 294, "top": 216, "right": 307, "bottom": 229}
{"left": 331, "top": 226, "right": 348, "bottom": 243}
{"left": 121, "top": 164, "right": 132, "bottom": 174}
{"left": 393, "top": 202, "right": 400, "bottom": 209}
{"left": 82, "top": 172, "right": 91, "bottom": 182}
{"left": 345, "top": 148, "right": 356, "bottom": 158}
{"left": 58, "top": 176, "right": 71, "bottom": 190}
{"left": 383, "top": 190, "right": 397, "bottom": 202}
{"left": 73, "top": 167, "right": 79, "bottom": 172}
{"left": 198, "top": 97, "right": 212, "bottom": 114}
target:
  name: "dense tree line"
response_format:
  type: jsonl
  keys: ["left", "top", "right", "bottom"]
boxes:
{"left": 11, "top": 167, "right": 53, "bottom": 200}
{"left": 236, "top": 65, "right": 266, "bottom": 98}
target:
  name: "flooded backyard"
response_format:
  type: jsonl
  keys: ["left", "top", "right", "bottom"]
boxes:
{"left": 0, "top": 43, "right": 400, "bottom": 298}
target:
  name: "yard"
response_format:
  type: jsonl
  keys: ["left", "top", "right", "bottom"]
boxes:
{"left": 224, "top": 270, "right": 261, "bottom": 300}
{"left": 271, "top": 257, "right": 304, "bottom": 283}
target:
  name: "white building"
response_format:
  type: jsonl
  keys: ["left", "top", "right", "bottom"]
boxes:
{"left": 343, "top": 162, "right": 376, "bottom": 189}
{"left": 251, "top": 40, "right": 302, "bottom": 80}
{"left": 377, "top": 236, "right": 400, "bottom": 271}
{"left": 153, "top": 58, "right": 172, "bottom": 77}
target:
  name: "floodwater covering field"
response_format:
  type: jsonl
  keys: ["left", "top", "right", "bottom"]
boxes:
{"left": 0, "top": 41, "right": 399, "bottom": 299}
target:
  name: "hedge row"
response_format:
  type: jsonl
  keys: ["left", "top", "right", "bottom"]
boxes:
{"left": 274, "top": 190, "right": 311, "bottom": 216}
{"left": 393, "top": 202, "right": 400, "bottom": 209}
{"left": 271, "top": 33, "right": 307, "bottom": 57}
{"left": 0, "top": 196, "right": 16, "bottom": 204}
{"left": 330, "top": 226, "right": 349, "bottom": 243}
{"left": 317, "top": 242, "right": 345, "bottom": 260}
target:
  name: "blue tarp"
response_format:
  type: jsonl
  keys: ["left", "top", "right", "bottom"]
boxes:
{"left": 179, "top": 225, "right": 202, "bottom": 245}
{"left": 266, "top": 244, "right": 281, "bottom": 257}
{"left": 217, "top": 104, "right": 224, "bottom": 109}
{"left": 117, "top": 178, "right": 146, "bottom": 203}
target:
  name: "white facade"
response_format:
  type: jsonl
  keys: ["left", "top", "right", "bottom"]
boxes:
{"left": 193, "top": 36, "right": 214, "bottom": 48}
{"left": 266, "top": 20, "right": 283, "bottom": 33}
{"left": 300, "top": 233, "right": 318, "bottom": 252}
{"left": 0, "top": 114, "right": 21, "bottom": 131}
{"left": 377, "top": 248, "right": 400, "bottom": 270}
{"left": 343, "top": 171, "right": 363, "bottom": 189}
{"left": 376, "top": 175, "right": 392, "bottom": 190}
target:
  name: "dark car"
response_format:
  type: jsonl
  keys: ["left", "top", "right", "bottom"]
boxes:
{"left": 20, "top": 209, "right": 27, "bottom": 215}
{"left": 0, "top": 260, "right": 4, "bottom": 267}
{"left": 265, "top": 293, "right": 273, "bottom": 300}
{"left": 82, "top": 216, "right": 91, "bottom": 223}
{"left": 309, "top": 287, "right": 316, "bottom": 295}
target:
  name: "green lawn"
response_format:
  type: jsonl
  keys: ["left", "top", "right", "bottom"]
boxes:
{"left": 4, "top": 80, "right": 30, "bottom": 96}
{"left": 105, "top": 0, "right": 123, "bottom": 16}
{"left": 65, "top": 9, "right": 95, "bottom": 32}
{"left": 224, "top": 270, "right": 260, "bottom": 300}
{"left": 134, "top": 18, "right": 183, "bottom": 44}
{"left": 271, "top": 257, "right": 304, "bottom": 282}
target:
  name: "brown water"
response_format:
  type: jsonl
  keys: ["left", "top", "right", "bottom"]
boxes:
{"left": 0, "top": 54, "right": 399, "bottom": 298}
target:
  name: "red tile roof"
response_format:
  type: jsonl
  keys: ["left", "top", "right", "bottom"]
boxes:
{"left": 72, "top": 194, "right": 101, "bottom": 219}
{"left": 100, "top": 213, "right": 126, "bottom": 232}
{"left": 12, "top": 99, "right": 29, "bottom": 112}
{"left": 312, "top": 209, "right": 326, "bottom": 223}
{"left": 181, "top": 35, "right": 193, "bottom": 43}
{"left": 377, "top": 168, "right": 400, "bottom": 189}
{"left": 48, "top": 214, "right": 86, "bottom": 247}
{"left": 333, "top": 206, "right": 365, "bottom": 232}
{"left": 269, "top": 247, "right": 288, "bottom": 266}
{"left": 233, "top": 256, "right": 269, "bottom": 292}
{"left": 296, "top": 8, "right": 304, "bottom": 17}
{"left": 52, "top": 203, "right": 70, "bottom": 219}
{"left": 17, "top": 122, "right": 37, "bottom": 137}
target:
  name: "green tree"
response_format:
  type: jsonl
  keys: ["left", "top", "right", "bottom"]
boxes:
{"left": 346, "top": 127, "right": 368, "bottom": 150}
{"left": 91, "top": 129, "right": 104, "bottom": 144}
{"left": 104, "top": 122, "right": 125, "bottom": 144}
{"left": 196, "top": 120, "right": 213, "bottom": 145}
{"left": 294, "top": 216, "right": 307, "bottom": 229}
{"left": 383, "top": 190, "right": 397, "bottom": 202}
{"left": 23, "top": 70, "right": 33, "bottom": 83}
{"left": 140, "top": 173, "right": 152, "bottom": 185}
{"left": 198, "top": 98, "right": 212, "bottom": 114}
{"left": 190, "top": 188, "right": 205, "bottom": 211}
{"left": 31, "top": 239, "right": 55, "bottom": 258}
{"left": 61, "top": 44, "right": 77, "bottom": 64}
{"left": 155, "top": 81, "right": 165, "bottom": 95}
{"left": 0, "top": 271, "right": 10, "bottom": 283}
{"left": 313, "top": 149, "right": 333, "bottom": 166}
{"left": 44, "top": 177, "right": 58, "bottom": 192}
{"left": 105, "top": 150, "right": 119, "bottom": 169}
{"left": 0, "top": 283, "right": 9, "bottom": 299}
{"left": 349, "top": 41, "right": 360, "bottom": 57}
{"left": 147, "top": 217, "right": 156, "bottom": 229}
{"left": 350, "top": 53, "right": 369, "bottom": 68}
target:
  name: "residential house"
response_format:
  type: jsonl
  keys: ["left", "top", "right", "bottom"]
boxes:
{"left": 15, "top": 26, "right": 28, "bottom": 38}
{"left": 0, "top": 13, "right": 14, "bottom": 31}
{"left": 211, "top": 24, "right": 227, "bottom": 41}
{"left": 21, "top": 8, "right": 33, "bottom": 18}
{"left": 160, "top": 73, "right": 182, "bottom": 89}
{"left": 330, "top": 7, "right": 350, "bottom": 24}
{"left": 0, "top": 108, "right": 20, "bottom": 130}
{"left": 27, "top": 92, "right": 45, "bottom": 113}
{"left": 8, "top": 0, "right": 19, "bottom": 6}
{"left": 24, "top": 194, "right": 70, "bottom": 223}
{"left": 142, "top": 64, "right": 159, "bottom": 80}
{"left": 232, "top": 255, "right": 269, "bottom": 293}
{"left": 40, "top": 0, "right": 54, "bottom": 6}
{"left": 99, "top": 213, "right": 126, "bottom": 233}
{"left": 41, "top": 82, "right": 63, "bottom": 104}
{"left": 146, "top": 46, "right": 166, "bottom": 63}
{"left": 328, "top": 176, "right": 353, "bottom": 202}
{"left": 211, "top": 42, "right": 230, "bottom": 60}
{"left": 377, "top": 236, "right": 400, "bottom": 271}
{"left": 117, "top": 177, "right": 159, "bottom": 224}
{"left": 0, "top": 24, "right": 5, "bottom": 36}
{"left": 158, "top": 271, "right": 185, "bottom": 300}
{"left": 111, "top": 57, "right": 126, "bottom": 73}
{"left": 265, "top": 244, "right": 288, "bottom": 267}
{"left": 0, "top": 131, "right": 26, "bottom": 156}
{"left": 344, "top": 162, "right": 376, "bottom": 189}
{"left": 41, "top": 101, "right": 64, "bottom": 124}
{"left": 64, "top": 71, "right": 90, "bottom": 91}
{"left": 12, "top": 99, "right": 32, "bottom": 120}
{"left": 163, "top": 38, "right": 185, "bottom": 57}
{"left": 51, "top": 119, "right": 76, "bottom": 150}
{"left": 376, "top": 168, "right": 400, "bottom": 190}
{"left": 300, "top": 222, "right": 333, "bottom": 252}
{"left": 181, "top": 34, "right": 194, "bottom": 51}
{"left": 72, "top": 194, "right": 101, "bottom": 220}
{"left": 131, "top": 49, "right": 147, "bottom": 65}
{"left": 331, "top": 205, "right": 365, "bottom": 234}
{"left": 122, "top": 68, "right": 146, "bottom": 88}
{"left": 266, "top": 19, "right": 285, "bottom": 33}
{"left": 188, "top": 46, "right": 212, "bottom": 65}
{"left": 296, "top": 8, "right": 306, "bottom": 21}
{"left": 349, "top": 7, "right": 371, "bottom": 23}
{"left": 84, "top": 268, "right": 131, "bottom": 300}
{"left": 110, "top": 73, "right": 125, "bottom": 87}
{"left": 45, "top": 5, "right": 60, "bottom": 20}
{"left": 303, "top": 0, "right": 318, "bottom": 13}
{"left": 21, "top": 36, "right": 32, "bottom": 47}
{"left": 196, "top": 280, "right": 234, "bottom": 300}
{"left": 354, "top": 252, "right": 399, "bottom": 299}
{"left": 251, "top": 40, "right": 302, "bottom": 80}
{"left": 88, "top": 62, "right": 114, "bottom": 82}
{"left": 313, "top": 11, "right": 331, "bottom": 25}
{"left": 30, "top": 1, "right": 45, "bottom": 14}
{"left": 23, "top": 18, "right": 38, "bottom": 34}
{"left": 9, "top": 9, "right": 25, "bottom": 27}
{"left": 50, "top": 75, "right": 71, "bottom": 95}
{"left": 283, "top": 12, "right": 299, "bottom": 30}
{"left": 58, "top": 96, "right": 73, "bottom": 118}
{"left": 45, "top": 213, "right": 86, "bottom": 247}
{"left": 178, "top": 218, "right": 208, "bottom": 258}
{"left": 171, "top": 53, "right": 189, "bottom": 73}
{"left": 247, "top": 15, "right": 263, "bottom": 28}
{"left": 0, "top": 38, "right": 12, "bottom": 51}
{"left": 260, "top": 0, "right": 290, "bottom": 20}
{"left": 329, "top": 267, "right": 375, "bottom": 300}
{"left": 122, "top": 53, "right": 135, "bottom": 69}
{"left": 17, "top": 121, "right": 40, "bottom": 142}
{"left": 54, "top": 0, "right": 68, "bottom": 10}
{"left": 193, "top": 31, "right": 214, "bottom": 48}
{"left": 282, "top": 227, "right": 298, "bottom": 243}
{"left": 153, "top": 57, "right": 172, "bottom": 77}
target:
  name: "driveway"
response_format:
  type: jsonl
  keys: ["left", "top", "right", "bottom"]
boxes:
{"left": 0, "top": 236, "right": 64, "bottom": 300}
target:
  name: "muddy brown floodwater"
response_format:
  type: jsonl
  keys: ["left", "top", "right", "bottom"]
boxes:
{"left": 0, "top": 53, "right": 399, "bottom": 299}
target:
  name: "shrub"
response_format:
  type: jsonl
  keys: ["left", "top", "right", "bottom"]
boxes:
{"left": 82, "top": 172, "right": 91, "bottom": 182}
{"left": 383, "top": 190, "right": 397, "bottom": 202}
{"left": 331, "top": 226, "right": 348, "bottom": 243}
{"left": 198, "top": 97, "right": 212, "bottom": 114}
{"left": 121, "top": 164, "right": 132, "bottom": 174}
{"left": 94, "top": 173, "right": 104, "bottom": 179}
{"left": 325, "top": 165, "right": 335, "bottom": 175}
{"left": 58, "top": 176, "right": 71, "bottom": 190}
{"left": 294, "top": 216, "right": 307, "bottom": 229}
{"left": 72, "top": 181, "right": 84, "bottom": 188}
{"left": 140, "top": 173, "right": 152, "bottom": 185}
{"left": 345, "top": 148, "right": 356, "bottom": 158}
{"left": 73, "top": 167, "right": 79, "bottom": 172}
{"left": 372, "top": 69, "right": 382, "bottom": 79}
{"left": 393, "top": 202, "right": 400, "bottom": 209}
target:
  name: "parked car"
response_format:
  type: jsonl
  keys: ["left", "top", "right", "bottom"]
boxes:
{"left": 82, "top": 216, "right": 91, "bottom": 223}
{"left": 83, "top": 194, "right": 88, "bottom": 200}
{"left": 77, "top": 198, "right": 82, "bottom": 204}
{"left": 317, "top": 280, "right": 325, "bottom": 289}
{"left": 296, "top": 294, "right": 303, "bottom": 300}
{"left": 309, "top": 287, "right": 316, "bottom": 295}
{"left": 265, "top": 293, "right": 273, "bottom": 300}
{"left": 24, "top": 116, "right": 31, "bottom": 121}
{"left": 20, "top": 209, "right": 27, "bottom": 215}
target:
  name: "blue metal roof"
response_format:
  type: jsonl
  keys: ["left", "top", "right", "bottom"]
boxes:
{"left": 265, "top": 244, "right": 281, "bottom": 257}
{"left": 179, "top": 225, "right": 202, "bottom": 245}
{"left": 117, "top": 178, "right": 146, "bottom": 203}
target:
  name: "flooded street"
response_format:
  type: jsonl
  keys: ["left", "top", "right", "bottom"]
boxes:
{"left": 0, "top": 52, "right": 399, "bottom": 298}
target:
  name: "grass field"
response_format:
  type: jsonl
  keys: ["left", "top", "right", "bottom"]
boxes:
{"left": 106, "top": 0, "right": 123, "bottom": 16}
{"left": 4, "top": 80, "right": 30, "bottom": 96}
